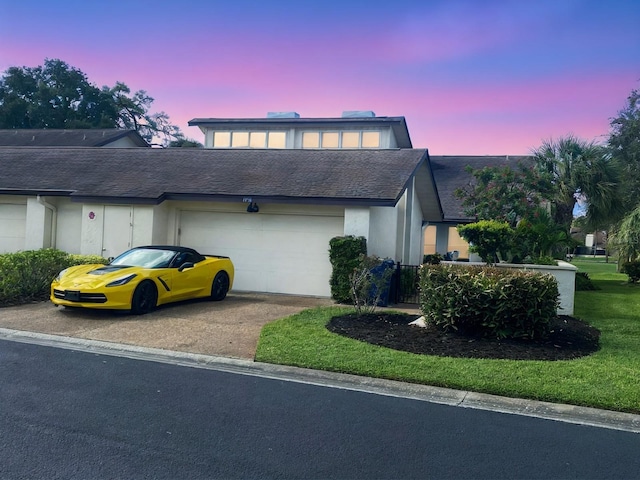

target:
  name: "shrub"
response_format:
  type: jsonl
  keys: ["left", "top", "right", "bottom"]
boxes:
{"left": 0, "top": 249, "right": 108, "bottom": 306}
{"left": 329, "top": 236, "right": 367, "bottom": 303}
{"left": 419, "top": 264, "right": 559, "bottom": 340}
{"left": 349, "top": 255, "right": 394, "bottom": 315}
{"left": 621, "top": 260, "right": 640, "bottom": 283}
{"left": 457, "top": 220, "right": 513, "bottom": 264}
{"left": 423, "top": 253, "right": 443, "bottom": 265}
{"left": 575, "top": 271, "right": 598, "bottom": 291}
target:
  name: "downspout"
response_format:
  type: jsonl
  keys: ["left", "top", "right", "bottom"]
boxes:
{"left": 37, "top": 195, "right": 57, "bottom": 249}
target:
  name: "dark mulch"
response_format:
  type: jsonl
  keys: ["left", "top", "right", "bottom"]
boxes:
{"left": 326, "top": 312, "right": 601, "bottom": 361}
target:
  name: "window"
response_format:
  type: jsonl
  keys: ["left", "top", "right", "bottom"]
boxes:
{"left": 213, "top": 131, "right": 231, "bottom": 148}
{"left": 321, "top": 132, "right": 339, "bottom": 148}
{"left": 249, "top": 132, "right": 266, "bottom": 148}
{"left": 342, "top": 131, "right": 360, "bottom": 148}
{"left": 268, "top": 131, "right": 286, "bottom": 148}
{"left": 302, "top": 132, "right": 320, "bottom": 148}
{"left": 362, "top": 131, "right": 380, "bottom": 148}
{"left": 231, "top": 132, "right": 249, "bottom": 147}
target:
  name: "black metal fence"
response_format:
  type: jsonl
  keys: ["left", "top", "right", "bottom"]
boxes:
{"left": 390, "top": 262, "right": 421, "bottom": 304}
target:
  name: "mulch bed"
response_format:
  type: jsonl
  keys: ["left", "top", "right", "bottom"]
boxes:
{"left": 326, "top": 312, "right": 601, "bottom": 361}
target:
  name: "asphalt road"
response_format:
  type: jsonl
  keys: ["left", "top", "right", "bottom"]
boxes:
{"left": 2, "top": 339, "right": 639, "bottom": 480}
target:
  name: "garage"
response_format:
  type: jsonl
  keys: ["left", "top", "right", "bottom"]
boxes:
{"left": 178, "top": 209, "right": 345, "bottom": 297}
{"left": 0, "top": 203, "right": 27, "bottom": 253}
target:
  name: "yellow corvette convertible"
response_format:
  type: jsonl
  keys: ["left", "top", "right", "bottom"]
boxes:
{"left": 51, "top": 246, "right": 234, "bottom": 314}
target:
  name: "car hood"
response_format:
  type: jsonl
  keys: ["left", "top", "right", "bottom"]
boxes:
{"left": 57, "top": 264, "right": 141, "bottom": 289}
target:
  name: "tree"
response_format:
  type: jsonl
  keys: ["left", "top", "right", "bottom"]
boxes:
{"left": 168, "top": 138, "right": 204, "bottom": 148}
{"left": 532, "top": 135, "right": 624, "bottom": 232}
{"left": 608, "top": 88, "right": 640, "bottom": 211}
{"left": 0, "top": 58, "right": 183, "bottom": 145}
{"left": 0, "top": 59, "right": 118, "bottom": 129}
{"left": 106, "top": 82, "right": 182, "bottom": 144}
{"left": 454, "top": 162, "right": 552, "bottom": 227}
{"left": 609, "top": 205, "right": 640, "bottom": 265}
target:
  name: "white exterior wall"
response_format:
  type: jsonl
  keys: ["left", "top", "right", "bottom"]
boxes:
{"left": 409, "top": 182, "right": 424, "bottom": 265}
{"left": 54, "top": 199, "right": 82, "bottom": 253}
{"left": 151, "top": 203, "right": 171, "bottom": 245}
{"left": 343, "top": 207, "right": 370, "bottom": 239}
{"left": 395, "top": 193, "right": 406, "bottom": 261}
{"left": 369, "top": 206, "right": 399, "bottom": 260}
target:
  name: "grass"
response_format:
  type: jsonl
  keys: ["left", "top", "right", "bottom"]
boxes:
{"left": 255, "top": 258, "right": 640, "bottom": 414}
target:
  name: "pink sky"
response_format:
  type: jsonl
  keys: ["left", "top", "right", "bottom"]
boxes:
{"left": 1, "top": 0, "right": 638, "bottom": 154}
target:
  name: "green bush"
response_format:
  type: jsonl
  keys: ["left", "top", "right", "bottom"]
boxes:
{"left": 457, "top": 220, "right": 513, "bottom": 264}
{"left": 329, "top": 236, "right": 367, "bottom": 303}
{"left": 0, "top": 249, "right": 108, "bottom": 306}
{"left": 422, "top": 253, "right": 443, "bottom": 265}
{"left": 575, "top": 271, "right": 598, "bottom": 291}
{"left": 419, "top": 264, "right": 559, "bottom": 340}
{"left": 621, "top": 260, "right": 640, "bottom": 283}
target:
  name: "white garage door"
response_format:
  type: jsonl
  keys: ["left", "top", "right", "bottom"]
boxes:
{"left": 0, "top": 204, "right": 27, "bottom": 253}
{"left": 179, "top": 211, "right": 344, "bottom": 296}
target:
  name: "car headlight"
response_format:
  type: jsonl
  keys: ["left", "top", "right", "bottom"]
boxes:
{"left": 54, "top": 268, "right": 69, "bottom": 282}
{"left": 106, "top": 274, "right": 137, "bottom": 287}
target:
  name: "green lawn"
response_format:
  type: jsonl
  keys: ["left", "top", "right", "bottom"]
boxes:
{"left": 255, "top": 258, "right": 640, "bottom": 414}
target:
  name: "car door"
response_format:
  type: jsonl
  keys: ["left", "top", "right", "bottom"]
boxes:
{"left": 169, "top": 252, "right": 211, "bottom": 301}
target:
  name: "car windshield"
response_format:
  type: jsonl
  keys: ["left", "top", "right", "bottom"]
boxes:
{"left": 110, "top": 248, "right": 176, "bottom": 268}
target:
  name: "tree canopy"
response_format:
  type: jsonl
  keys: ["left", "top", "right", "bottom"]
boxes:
{"left": 454, "top": 162, "right": 553, "bottom": 227}
{"left": 608, "top": 89, "right": 640, "bottom": 211}
{"left": 0, "top": 58, "right": 190, "bottom": 145}
{"left": 532, "top": 135, "right": 625, "bottom": 231}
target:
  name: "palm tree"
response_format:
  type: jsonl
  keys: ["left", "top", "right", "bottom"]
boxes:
{"left": 532, "top": 135, "right": 625, "bottom": 232}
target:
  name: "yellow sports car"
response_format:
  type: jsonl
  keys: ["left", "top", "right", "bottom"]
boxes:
{"left": 51, "top": 246, "right": 234, "bottom": 314}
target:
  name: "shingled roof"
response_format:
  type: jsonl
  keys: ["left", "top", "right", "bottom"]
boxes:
{"left": 0, "top": 147, "right": 441, "bottom": 220}
{"left": 0, "top": 129, "right": 149, "bottom": 147}
{"left": 430, "top": 155, "right": 534, "bottom": 222}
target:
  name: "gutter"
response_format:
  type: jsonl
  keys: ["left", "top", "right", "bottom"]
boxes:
{"left": 37, "top": 195, "right": 57, "bottom": 249}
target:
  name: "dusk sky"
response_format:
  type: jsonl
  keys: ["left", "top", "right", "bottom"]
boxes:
{"left": 1, "top": 0, "right": 638, "bottom": 154}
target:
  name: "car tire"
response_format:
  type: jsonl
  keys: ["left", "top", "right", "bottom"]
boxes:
{"left": 131, "top": 281, "right": 158, "bottom": 315}
{"left": 210, "top": 271, "right": 230, "bottom": 301}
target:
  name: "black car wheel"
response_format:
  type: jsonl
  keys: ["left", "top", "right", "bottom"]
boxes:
{"left": 210, "top": 271, "right": 230, "bottom": 301}
{"left": 131, "top": 281, "right": 158, "bottom": 315}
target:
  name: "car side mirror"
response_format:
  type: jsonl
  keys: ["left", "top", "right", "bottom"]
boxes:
{"left": 178, "top": 262, "right": 195, "bottom": 272}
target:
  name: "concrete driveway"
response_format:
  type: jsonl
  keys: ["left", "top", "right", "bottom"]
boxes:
{"left": 0, "top": 293, "right": 335, "bottom": 359}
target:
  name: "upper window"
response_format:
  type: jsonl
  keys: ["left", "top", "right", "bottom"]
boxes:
{"left": 362, "top": 131, "right": 380, "bottom": 148}
{"left": 212, "top": 131, "right": 287, "bottom": 148}
{"left": 302, "top": 132, "right": 320, "bottom": 148}
{"left": 302, "top": 130, "right": 382, "bottom": 149}
{"left": 341, "top": 132, "right": 360, "bottom": 148}
{"left": 322, "top": 132, "right": 339, "bottom": 148}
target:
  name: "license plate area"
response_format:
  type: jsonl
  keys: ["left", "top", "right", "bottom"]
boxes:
{"left": 65, "top": 290, "right": 80, "bottom": 301}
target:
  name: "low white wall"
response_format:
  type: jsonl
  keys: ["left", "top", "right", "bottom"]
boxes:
{"left": 443, "top": 260, "right": 577, "bottom": 315}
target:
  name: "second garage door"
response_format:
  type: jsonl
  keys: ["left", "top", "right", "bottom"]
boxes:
{"left": 178, "top": 210, "right": 344, "bottom": 297}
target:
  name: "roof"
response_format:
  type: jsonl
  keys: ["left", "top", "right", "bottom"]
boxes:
{"left": 0, "top": 129, "right": 150, "bottom": 147}
{"left": 188, "top": 116, "right": 413, "bottom": 148}
{"left": 429, "top": 155, "right": 534, "bottom": 222}
{"left": 0, "top": 147, "right": 441, "bottom": 220}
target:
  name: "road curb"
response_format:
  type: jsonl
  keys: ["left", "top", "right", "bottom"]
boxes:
{"left": 1, "top": 327, "right": 639, "bottom": 434}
